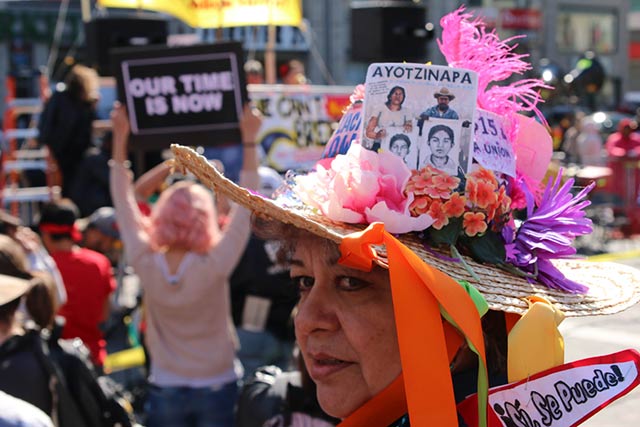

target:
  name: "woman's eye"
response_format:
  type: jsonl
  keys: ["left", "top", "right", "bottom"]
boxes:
{"left": 337, "top": 276, "right": 368, "bottom": 291}
{"left": 291, "top": 276, "right": 314, "bottom": 291}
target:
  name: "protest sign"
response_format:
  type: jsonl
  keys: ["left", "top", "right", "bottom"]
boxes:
{"left": 112, "top": 42, "right": 247, "bottom": 150}
{"left": 322, "top": 100, "right": 363, "bottom": 159}
{"left": 458, "top": 349, "right": 640, "bottom": 427}
{"left": 250, "top": 85, "right": 351, "bottom": 172}
{"left": 472, "top": 109, "right": 517, "bottom": 177}
{"left": 362, "top": 63, "right": 478, "bottom": 176}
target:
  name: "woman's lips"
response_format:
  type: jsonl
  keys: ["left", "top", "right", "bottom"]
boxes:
{"left": 306, "top": 352, "right": 354, "bottom": 380}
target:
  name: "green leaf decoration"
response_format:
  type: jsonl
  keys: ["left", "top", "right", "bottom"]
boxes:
{"left": 463, "top": 230, "right": 506, "bottom": 264}
{"left": 428, "top": 217, "right": 462, "bottom": 246}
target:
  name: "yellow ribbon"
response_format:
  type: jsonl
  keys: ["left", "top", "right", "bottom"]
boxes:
{"left": 508, "top": 296, "right": 565, "bottom": 383}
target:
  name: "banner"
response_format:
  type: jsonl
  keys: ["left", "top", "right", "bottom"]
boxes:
{"left": 112, "top": 42, "right": 247, "bottom": 150}
{"left": 97, "top": 0, "right": 302, "bottom": 29}
{"left": 322, "top": 100, "right": 363, "bottom": 159}
{"left": 458, "top": 349, "right": 640, "bottom": 427}
{"left": 250, "top": 85, "right": 352, "bottom": 172}
{"left": 472, "top": 109, "right": 516, "bottom": 178}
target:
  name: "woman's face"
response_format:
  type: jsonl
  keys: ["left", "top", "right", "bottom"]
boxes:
{"left": 292, "top": 238, "right": 401, "bottom": 418}
{"left": 389, "top": 88, "right": 405, "bottom": 106}
{"left": 428, "top": 130, "right": 453, "bottom": 156}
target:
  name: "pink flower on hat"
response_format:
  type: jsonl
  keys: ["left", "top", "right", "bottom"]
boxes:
{"left": 295, "top": 144, "right": 433, "bottom": 233}
{"left": 350, "top": 84, "right": 366, "bottom": 104}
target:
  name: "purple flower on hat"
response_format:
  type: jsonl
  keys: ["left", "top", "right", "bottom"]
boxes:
{"left": 506, "top": 171, "right": 595, "bottom": 293}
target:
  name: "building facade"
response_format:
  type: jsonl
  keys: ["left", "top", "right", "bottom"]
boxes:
{"left": 0, "top": 0, "right": 632, "bottom": 113}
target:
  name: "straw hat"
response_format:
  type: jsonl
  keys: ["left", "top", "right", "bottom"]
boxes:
{"left": 0, "top": 274, "right": 32, "bottom": 306}
{"left": 170, "top": 144, "right": 640, "bottom": 317}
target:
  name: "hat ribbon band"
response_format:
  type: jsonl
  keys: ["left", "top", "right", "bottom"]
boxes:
{"left": 338, "top": 222, "right": 488, "bottom": 427}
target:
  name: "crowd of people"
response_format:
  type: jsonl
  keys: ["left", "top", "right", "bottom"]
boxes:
{"left": 2, "top": 11, "right": 640, "bottom": 427}
{"left": 558, "top": 112, "right": 640, "bottom": 231}
{"left": 0, "top": 58, "right": 322, "bottom": 427}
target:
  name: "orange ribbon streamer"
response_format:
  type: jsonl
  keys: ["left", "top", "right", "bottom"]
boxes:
{"left": 337, "top": 223, "right": 487, "bottom": 427}
{"left": 337, "top": 375, "right": 407, "bottom": 427}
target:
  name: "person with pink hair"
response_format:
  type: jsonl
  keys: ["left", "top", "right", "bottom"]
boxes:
{"left": 109, "top": 102, "right": 261, "bottom": 427}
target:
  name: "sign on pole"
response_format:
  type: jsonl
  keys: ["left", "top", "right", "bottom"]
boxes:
{"left": 112, "top": 42, "right": 248, "bottom": 150}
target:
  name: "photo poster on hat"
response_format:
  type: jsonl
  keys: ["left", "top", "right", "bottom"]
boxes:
{"left": 111, "top": 42, "right": 248, "bottom": 150}
{"left": 381, "top": 125, "right": 419, "bottom": 169}
{"left": 362, "top": 63, "right": 478, "bottom": 176}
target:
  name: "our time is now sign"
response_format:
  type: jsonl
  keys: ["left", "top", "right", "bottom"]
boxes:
{"left": 113, "top": 42, "right": 247, "bottom": 149}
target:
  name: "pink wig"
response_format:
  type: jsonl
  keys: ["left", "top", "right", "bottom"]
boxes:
{"left": 149, "top": 181, "right": 219, "bottom": 253}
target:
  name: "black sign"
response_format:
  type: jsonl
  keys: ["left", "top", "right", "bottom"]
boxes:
{"left": 112, "top": 42, "right": 248, "bottom": 150}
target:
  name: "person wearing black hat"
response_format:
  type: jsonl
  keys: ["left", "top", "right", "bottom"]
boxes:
{"left": 419, "top": 87, "right": 460, "bottom": 120}
{"left": 38, "top": 200, "right": 115, "bottom": 367}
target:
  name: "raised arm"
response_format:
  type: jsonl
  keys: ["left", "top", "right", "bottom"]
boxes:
{"left": 109, "top": 102, "right": 150, "bottom": 261}
{"left": 133, "top": 160, "right": 174, "bottom": 202}
{"left": 238, "top": 103, "right": 262, "bottom": 190}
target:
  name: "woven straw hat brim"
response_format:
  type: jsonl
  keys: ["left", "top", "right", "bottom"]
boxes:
{"left": 172, "top": 144, "right": 640, "bottom": 317}
{"left": 0, "top": 274, "right": 32, "bottom": 306}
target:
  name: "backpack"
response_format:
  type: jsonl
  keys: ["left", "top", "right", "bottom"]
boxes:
{"left": 36, "top": 324, "right": 135, "bottom": 427}
{"left": 0, "top": 328, "right": 87, "bottom": 427}
{"left": 0, "top": 322, "right": 135, "bottom": 427}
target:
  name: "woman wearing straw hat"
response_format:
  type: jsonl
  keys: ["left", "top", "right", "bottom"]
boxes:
{"left": 170, "top": 9, "right": 640, "bottom": 427}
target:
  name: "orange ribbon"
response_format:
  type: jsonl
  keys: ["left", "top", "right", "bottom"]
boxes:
{"left": 337, "top": 223, "right": 487, "bottom": 427}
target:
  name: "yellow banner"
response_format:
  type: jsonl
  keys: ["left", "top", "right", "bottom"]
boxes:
{"left": 97, "top": 0, "right": 302, "bottom": 28}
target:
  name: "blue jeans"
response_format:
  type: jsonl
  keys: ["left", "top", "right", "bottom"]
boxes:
{"left": 145, "top": 380, "right": 238, "bottom": 427}
{"left": 237, "top": 329, "right": 294, "bottom": 380}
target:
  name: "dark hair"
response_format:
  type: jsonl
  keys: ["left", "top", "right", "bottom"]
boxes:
{"left": 389, "top": 133, "right": 411, "bottom": 150}
{"left": 0, "top": 297, "right": 21, "bottom": 325}
{"left": 39, "top": 200, "right": 79, "bottom": 241}
{"left": 428, "top": 124, "right": 454, "bottom": 144}
{"left": 385, "top": 86, "right": 406, "bottom": 107}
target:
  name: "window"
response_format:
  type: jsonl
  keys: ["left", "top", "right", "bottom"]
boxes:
{"left": 556, "top": 9, "right": 617, "bottom": 54}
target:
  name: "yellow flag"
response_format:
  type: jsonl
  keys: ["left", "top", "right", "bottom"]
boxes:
{"left": 96, "top": 0, "right": 302, "bottom": 28}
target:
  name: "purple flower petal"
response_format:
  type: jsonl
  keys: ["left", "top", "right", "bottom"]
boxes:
{"left": 508, "top": 171, "right": 593, "bottom": 294}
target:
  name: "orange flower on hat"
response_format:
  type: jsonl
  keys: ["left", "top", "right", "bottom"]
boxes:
{"left": 409, "top": 196, "right": 432, "bottom": 216}
{"left": 468, "top": 179, "right": 498, "bottom": 209}
{"left": 443, "top": 193, "right": 466, "bottom": 218}
{"left": 468, "top": 167, "right": 498, "bottom": 186}
{"left": 463, "top": 212, "right": 488, "bottom": 236}
{"left": 428, "top": 200, "right": 449, "bottom": 230}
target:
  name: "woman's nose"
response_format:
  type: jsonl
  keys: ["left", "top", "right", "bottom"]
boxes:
{"left": 295, "top": 282, "right": 339, "bottom": 336}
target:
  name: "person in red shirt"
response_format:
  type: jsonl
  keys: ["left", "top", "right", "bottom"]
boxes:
{"left": 38, "top": 200, "right": 115, "bottom": 367}
{"left": 605, "top": 118, "right": 640, "bottom": 210}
